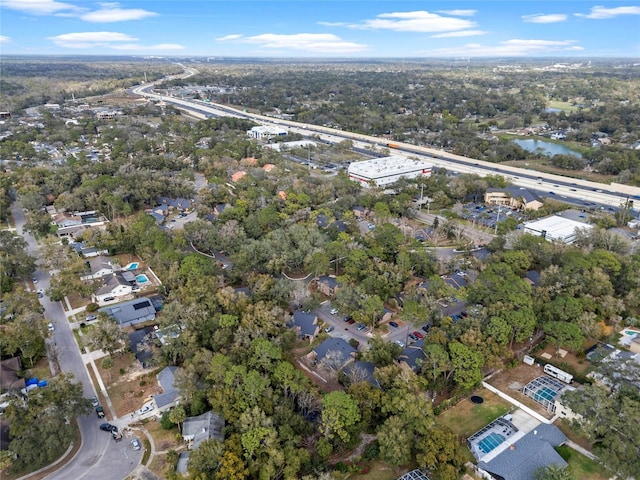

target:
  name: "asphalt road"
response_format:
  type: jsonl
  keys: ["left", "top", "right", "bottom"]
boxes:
{"left": 11, "top": 206, "right": 141, "bottom": 480}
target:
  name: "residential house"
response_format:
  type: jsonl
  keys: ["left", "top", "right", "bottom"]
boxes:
{"left": 81, "top": 255, "right": 115, "bottom": 281}
{"left": 128, "top": 326, "right": 155, "bottom": 366}
{"left": 524, "top": 270, "right": 541, "bottom": 286}
{"left": 70, "top": 241, "right": 107, "bottom": 258}
{"left": 478, "top": 424, "right": 568, "bottom": 480}
{"left": 231, "top": 171, "right": 247, "bottom": 182}
{"left": 99, "top": 297, "right": 157, "bottom": 328}
{"left": 342, "top": 361, "right": 379, "bottom": 387}
{"left": 307, "top": 338, "right": 357, "bottom": 370}
{"left": 291, "top": 311, "right": 319, "bottom": 342}
{"left": 398, "top": 339, "right": 426, "bottom": 372}
{"left": 176, "top": 411, "right": 225, "bottom": 474}
{"left": 315, "top": 276, "right": 340, "bottom": 297}
{"left": 152, "top": 366, "right": 180, "bottom": 412}
{"left": 213, "top": 204, "right": 227, "bottom": 217}
{"left": 353, "top": 205, "right": 368, "bottom": 218}
{"left": 262, "top": 163, "right": 276, "bottom": 172}
{"left": 93, "top": 272, "right": 135, "bottom": 303}
{"left": 484, "top": 187, "right": 544, "bottom": 211}
{"left": 157, "top": 196, "right": 192, "bottom": 212}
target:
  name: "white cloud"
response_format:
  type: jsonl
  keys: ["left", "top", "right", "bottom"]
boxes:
{"left": 80, "top": 3, "right": 157, "bottom": 22}
{"left": 430, "top": 39, "right": 583, "bottom": 57}
{"left": 0, "top": 35, "right": 9, "bottom": 43}
{"left": 437, "top": 9, "right": 477, "bottom": 17}
{"left": 218, "top": 33, "right": 368, "bottom": 54}
{"left": 47, "top": 31, "right": 137, "bottom": 48}
{"left": 431, "top": 30, "right": 487, "bottom": 38}
{"left": 575, "top": 5, "right": 640, "bottom": 19}
{"left": 217, "top": 34, "right": 242, "bottom": 41}
{"left": 351, "top": 10, "right": 476, "bottom": 33}
{"left": 522, "top": 13, "right": 568, "bottom": 23}
{"left": 317, "top": 21, "right": 348, "bottom": 27}
{"left": 0, "top": 0, "right": 82, "bottom": 15}
{"left": 110, "top": 43, "right": 185, "bottom": 51}
{"left": 47, "top": 31, "right": 184, "bottom": 51}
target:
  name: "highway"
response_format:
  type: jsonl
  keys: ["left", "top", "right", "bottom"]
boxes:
{"left": 130, "top": 71, "right": 640, "bottom": 212}
{"left": 11, "top": 206, "right": 141, "bottom": 480}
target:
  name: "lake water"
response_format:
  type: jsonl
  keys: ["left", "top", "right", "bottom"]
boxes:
{"left": 512, "top": 139, "right": 582, "bottom": 158}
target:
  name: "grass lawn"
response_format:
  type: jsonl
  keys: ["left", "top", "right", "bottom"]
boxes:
{"left": 332, "top": 461, "right": 414, "bottom": 480}
{"left": 556, "top": 445, "right": 609, "bottom": 480}
{"left": 28, "top": 356, "right": 53, "bottom": 379}
{"left": 435, "top": 388, "right": 511, "bottom": 437}
{"left": 548, "top": 100, "right": 584, "bottom": 112}
{"left": 144, "top": 419, "right": 182, "bottom": 452}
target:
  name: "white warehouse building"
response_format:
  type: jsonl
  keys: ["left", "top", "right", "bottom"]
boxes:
{"left": 522, "top": 215, "right": 593, "bottom": 244}
{"left": 247, "top": 125, "right": 288, "bottom": 139}
{"left": 348, "top": 156, "right": 432, "bottom": 187}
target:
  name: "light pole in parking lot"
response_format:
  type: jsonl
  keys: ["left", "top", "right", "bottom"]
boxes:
{"left": 494, "top": 206, "right": 502, "bottom": 235}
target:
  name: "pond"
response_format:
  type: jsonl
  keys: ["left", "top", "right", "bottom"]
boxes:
{"left": 512, "top": 138, "right": 582, "bottom": 158}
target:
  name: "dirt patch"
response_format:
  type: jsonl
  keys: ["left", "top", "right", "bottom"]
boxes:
{"left": 486, "top": 364, "right": 556, "bottom": 419}
{"left": 67, "top": 292, "right": 91, "bottom": 310}
{"left": 95, "top": 353, "right": 162, "bottom": 417}
{"left": 533, "top": 344, "right": 594, "bottom": 376}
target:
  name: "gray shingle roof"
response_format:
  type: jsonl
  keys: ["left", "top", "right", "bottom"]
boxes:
{"left": 314, "top": 338, "right": 356, "bottom": 363}
{"left": 154, "top": 366, "right": 179, "bottom": 408}
{"left": 182, "top": 410, "right": 224, "bottom": 449}
{"left": 293, "top": 311, "right": 318, "bottom": 337}
{"left": 99, "top": 298, "right": 156, "bottom": 327}
{"left": 479, "top": 424, "right": 567, "bottom": 480}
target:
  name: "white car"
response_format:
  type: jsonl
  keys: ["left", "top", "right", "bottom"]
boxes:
{"left": 137, "top": 404, "right": 153, "bottom": 415}
{"left": 330, "top": 308, "right": 339, "bottom": 315}
{"left": 47, "top": 322, "right": 54, "bottom": 331}
{"left": 131, "top": 438, "right": 141, "bottom": 451}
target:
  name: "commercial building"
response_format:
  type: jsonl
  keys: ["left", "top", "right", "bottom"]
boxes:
{"left": 485, "top": 187, "right": 543, "bottom": 211}
{"left": 347, "top": 156, "right": 432, "bottom": 187}
{"left": 522, "top": 215, "right": 593, "bottom": 244}
{"left": 246, "top": 125, "right": 288, "bottom": 139}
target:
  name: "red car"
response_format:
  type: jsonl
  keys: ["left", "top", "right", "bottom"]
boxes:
{"left": 413, "top": 331, "right": 424, "bottom": 339}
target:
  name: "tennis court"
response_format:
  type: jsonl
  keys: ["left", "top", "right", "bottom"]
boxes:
{"left": 477, "top": 432, "right": 506, "bottom": 455}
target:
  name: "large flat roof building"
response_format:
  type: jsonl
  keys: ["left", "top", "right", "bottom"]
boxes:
{"left": 348, "top": 156, "right": 432, "bottom": 187}
{"left": 522, "top": 215, "right": 593, "bottom": 244}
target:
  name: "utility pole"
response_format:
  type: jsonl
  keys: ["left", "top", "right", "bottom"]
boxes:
{"left": 495, "top": 206, "right": 501, "bottom": 235}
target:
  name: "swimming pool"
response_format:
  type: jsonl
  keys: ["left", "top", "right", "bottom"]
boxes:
{"left": 477, "top": 432, "right": 505, "bottom": 455}
{"left": 125, "top": 262, "right": 139, "bottom": 270}
{"left": 136, "top": 274, "right": 149, "bottom": 284}
{"left": 533, "top": 386, "right": 558, "bottom": 403}
{"left": 624, "top": 330, "right": 640, "bottom": 336}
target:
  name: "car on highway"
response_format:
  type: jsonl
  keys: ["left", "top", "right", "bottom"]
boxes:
{"left": 324, "top": 325, "right": 335, "bottom": 333}
{"left": 389, "top": 321, "right": 399, "bottom": 328}
{"left": 99, "top": 423, "right": 117, "bottom": 432}
{"left": 131, "top": 438, "right": 141, "bottom": 451}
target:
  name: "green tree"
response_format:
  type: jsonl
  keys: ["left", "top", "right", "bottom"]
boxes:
{"left": 320, "top": 391, "right": 361, "bottom": 445}
{"left": 377, "top": 416, "right": 412, "bottom": 466}
{"left": 534, "top": 464, "right": 575, "bottom": 480}
{"left": 6, "top": 374, "right": 91, "bottom": 472}
{"left": 449, "top": 342, "right": 484, "bottom": 391}
{"left": 543, "top": 321, "right": 584, "bottom": 354}
{"left": 168, "top": 405, "right": 187, "bottom": 433}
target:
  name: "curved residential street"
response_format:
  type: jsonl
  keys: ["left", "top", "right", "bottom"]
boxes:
{"left": 11, "top": 205, "right": 141, "bottom": 480}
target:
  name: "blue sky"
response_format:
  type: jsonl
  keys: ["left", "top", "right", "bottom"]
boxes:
{"left": 1, "top": 1, "right": 639, "bottom": 57}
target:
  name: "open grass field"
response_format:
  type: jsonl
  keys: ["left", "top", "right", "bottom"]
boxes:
{"left": 547, "top": 100, "right": 585, "bottom": 112}
{"left": 435, "top": 388, "right": 511, "bottom": 438}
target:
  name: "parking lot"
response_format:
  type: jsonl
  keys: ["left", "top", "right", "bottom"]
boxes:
{"left": 459, "top": 202, "right": 526, "bottom": 230}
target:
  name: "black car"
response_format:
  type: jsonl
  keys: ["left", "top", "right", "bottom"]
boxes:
{"left": 99, "top": 423, "right": 117, "bottom": 433}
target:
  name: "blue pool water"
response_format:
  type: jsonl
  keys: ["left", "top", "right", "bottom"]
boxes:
{"left": 534, "top": 387, "right": 557, "bottom": 403}
{"left": 136, "top": 274, "right": 149, "bottom": 284}
{"left": 478, "top": 432, "right": 505, "bottom": 455}
{"left": 125, "top": 262, "right": 139, "bottom": 270}
{"left": 625, "top": 330, "right": 639, "bottom": 336}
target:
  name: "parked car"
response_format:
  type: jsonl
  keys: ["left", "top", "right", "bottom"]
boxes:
{"left": 91, "top": 396, "right": 99, "bottom": 407}
{"left": 112, "top": 430, "right": 123, "bottom": 442}
{"left": 389, "top": 321, "right": 399, "bottom": 328}
{"left": 32, "top": 277, "right": 38, "bottom": 284}
{"left": 86, "top": 314, "right": 97, "bottom": 321}
{"left": 99, "top": 423, "right": 116, "bottom": 432}
{"left": 96, "top": 406, "right": 105, "bottom": 418}
{"left": 137, "top": 404, "right": 153, "bottom": 415}
{"left": 324, "top": 326, "right": 335, "bottom": 333}
{"left": 408, "top": 333, "right": 418, "bottom": 341}
{"left": 330, "top": 308, "right": 339, "bottom": 315}
{"left": 394, "top": 340, "right": 405, "bottom": 348}
{"left": 356, "top": 323, "right": 366, "bottom": 331}
{"left": 103, "top": 296, "right": 114, "bottom": 302}
{"left": 413, "top": 331, "right": 424, "bottom": 339}
{"left": 421, "top": 324, "right": 432, "bottom": 333}
{"left": 131, "top": 438, "right": 141, "bottom": 451}
{"left": 37, "top": 289, "right": 44, "bottom": 298}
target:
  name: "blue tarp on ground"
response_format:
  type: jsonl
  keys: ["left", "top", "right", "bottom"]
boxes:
{"left": 25, "top": 378, "right": 39, "bottom": 386}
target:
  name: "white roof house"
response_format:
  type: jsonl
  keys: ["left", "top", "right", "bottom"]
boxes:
{"left": 522, "top": 215, "right": 593, "bottom": 244}
{"left": 348, "top": 156, "right": 432, "bottom": 187}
